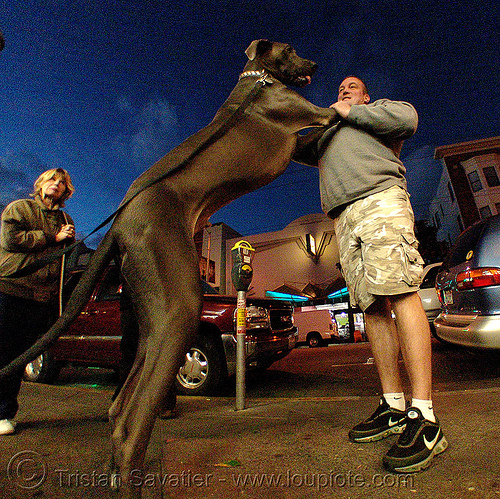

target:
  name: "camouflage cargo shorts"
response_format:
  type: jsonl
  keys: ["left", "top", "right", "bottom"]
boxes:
{"left": 333, "top": 185, "right": 425, "bottom": 312}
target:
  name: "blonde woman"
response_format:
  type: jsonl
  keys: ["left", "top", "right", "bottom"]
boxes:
{"left": 0, "top": 168, "right": 75, "bottom": 435}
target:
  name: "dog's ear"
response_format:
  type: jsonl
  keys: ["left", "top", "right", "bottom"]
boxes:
{"left": 0, "top": 28, "right": 4, "bottom": 52}
{"left": 245, "top": 39, "right": 272, "bottom": 61}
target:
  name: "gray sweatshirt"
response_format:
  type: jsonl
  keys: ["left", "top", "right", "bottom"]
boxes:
{"left": 296, "top": 99, "right": 418, "bottom": 218}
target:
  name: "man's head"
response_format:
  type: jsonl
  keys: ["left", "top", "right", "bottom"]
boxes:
{"left": 338, "top": 76, "right": 370, "bottom": 105}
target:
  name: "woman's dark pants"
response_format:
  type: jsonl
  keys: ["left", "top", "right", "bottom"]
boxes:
{"left": 0, "top": 291, "right": 56, "bottom": 420}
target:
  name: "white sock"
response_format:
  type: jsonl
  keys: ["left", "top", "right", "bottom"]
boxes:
{"left": 383, "top": 392, "right": 406, "bottom": 412}
{"left": 411, "top": 398, "right": 436, "bottom": 422}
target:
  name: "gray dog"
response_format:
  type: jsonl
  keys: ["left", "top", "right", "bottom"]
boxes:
{"left": 1, "top": 39, "right": 339, "bottom": 497}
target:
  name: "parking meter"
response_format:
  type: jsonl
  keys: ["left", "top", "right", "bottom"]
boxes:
{"left": 231, "top": 241, "right": 255, "bottom": 292}
{"left": 231, "top": 241, "right": 255, "bottom": 410}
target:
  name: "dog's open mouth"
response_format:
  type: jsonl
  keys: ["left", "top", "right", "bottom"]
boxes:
{"left": 295, "top": 75, "right": 312, "bottom": 87}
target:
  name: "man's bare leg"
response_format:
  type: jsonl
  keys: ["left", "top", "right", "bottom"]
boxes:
{"left": 389, "top": 291, "right": 432, "bottom": 401}
{"left": 364, "top": 297, "right": 404, "bottom": 395}
{"left": 349, "top": 297, "right": 407, "bottom": 443}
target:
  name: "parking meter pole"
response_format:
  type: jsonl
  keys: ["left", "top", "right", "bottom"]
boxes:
{"left": 235, "top": 290, "right": 247, "bottom": 410}
{"left": 230, "top": 241, "right": 255, "bottom": 412}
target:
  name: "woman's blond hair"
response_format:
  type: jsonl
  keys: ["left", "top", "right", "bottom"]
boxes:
{"left": 31, "top": 168, "right": 75, "bottom": 207}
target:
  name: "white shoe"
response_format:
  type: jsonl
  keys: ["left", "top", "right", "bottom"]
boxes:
{"left": 0, "top": 419, "right": 16, "bottom": 435}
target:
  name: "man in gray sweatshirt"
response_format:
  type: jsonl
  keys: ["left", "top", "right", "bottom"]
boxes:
{"left": 294, "top": 76, "right": 447, "bottom": 473}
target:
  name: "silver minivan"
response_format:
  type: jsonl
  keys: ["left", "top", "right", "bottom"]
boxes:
{"left": 434, "top": 215, "right": 500, "bottom": 348}
{"left": 418, "top": 262, "right": 443, "bottom": 328}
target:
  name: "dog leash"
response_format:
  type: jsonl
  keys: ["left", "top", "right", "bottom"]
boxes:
{"left": 58, "top": 212, "right": 70, "bottom": 316}
{"left": 5, "top": 72, "right": 273, "bottom": 279}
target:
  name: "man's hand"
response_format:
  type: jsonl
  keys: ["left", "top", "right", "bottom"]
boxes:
{"left": 55, "top": 224, "right": 76, "bottom": 243}
{"left": 329, "top": 101, "right": 351, "bottom": 119}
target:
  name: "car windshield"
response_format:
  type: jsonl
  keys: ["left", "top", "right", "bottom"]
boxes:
{"left": 442, "top": 220, "right": 487, "bottom": 270}
{"left": 201, "top": 280, "right": 219, "bottom": 294}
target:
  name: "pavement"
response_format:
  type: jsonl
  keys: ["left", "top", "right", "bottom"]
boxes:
{"left": 0, "top": 379, "right": 500, "bottom": 499}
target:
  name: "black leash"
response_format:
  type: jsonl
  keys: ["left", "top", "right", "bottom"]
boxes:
{"left": 4, "top": 73, "right": 272, "bottom": 279}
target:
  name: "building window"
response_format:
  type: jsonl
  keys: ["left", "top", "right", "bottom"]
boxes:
{"left": 479, "top": 205, "right": 492, "bottom": 219}
{"left": 447, "top": 182, "right": 455, "bottom": 203}
{"left": 483, "top": 166, "right": 500, "bottom": 187}
{"left": 434, "top": 211, "right": 442, "bottom": 229}
{"left": 468, "top": 170, "right": 483, "bottom": 192}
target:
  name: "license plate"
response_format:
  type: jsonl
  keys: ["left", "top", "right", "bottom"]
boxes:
{"left": 444, "top": 290, "right": 453, "bottom": 305}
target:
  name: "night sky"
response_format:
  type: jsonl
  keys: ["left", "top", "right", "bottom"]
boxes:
{"left": 1, "top": 0, "right": 499, "bottom": 244}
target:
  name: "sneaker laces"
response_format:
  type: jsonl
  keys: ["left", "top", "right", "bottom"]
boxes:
{"left": 398, "top": 409, "right": 423, "bottom": 446}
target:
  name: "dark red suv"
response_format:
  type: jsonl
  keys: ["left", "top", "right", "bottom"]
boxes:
{"left": 24, "top": 264, "right": 297, "bottom": 395}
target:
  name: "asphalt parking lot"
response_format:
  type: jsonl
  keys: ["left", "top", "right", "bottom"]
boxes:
{"left": 1, "top": 340, "right": 499, "bottom": 499}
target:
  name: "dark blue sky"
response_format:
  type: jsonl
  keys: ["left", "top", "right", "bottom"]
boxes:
{"left": 1, "top": 0, "right": 499, "bottom": 242}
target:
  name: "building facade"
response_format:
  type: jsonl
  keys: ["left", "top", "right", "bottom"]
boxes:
{"left": 223, "top": 213, "right": 343, "bottom": 299}
{"left": 196, "top": 222, "right": 242, "bottom": 292}
{"left": 196, "top": 214, "right": 344, "bottom": 298}
{"left": 431, "top": 136, "right": 500, "bottom": 245}
{"left": 428, "top": 167, "right": 464, "bottom": 247}
{"left": 197, "top": 214, "right": 366, "bottom": 342}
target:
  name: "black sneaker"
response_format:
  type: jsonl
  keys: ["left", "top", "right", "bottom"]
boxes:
{"left": 349, "top": 397, "right": 407, "bottom": 443}
{"left": 383, "top": 407, "right": 448, "bottom": 473}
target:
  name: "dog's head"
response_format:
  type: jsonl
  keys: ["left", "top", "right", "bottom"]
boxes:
{"left": 245, "top": 39, "right": 317, "bottom": 88}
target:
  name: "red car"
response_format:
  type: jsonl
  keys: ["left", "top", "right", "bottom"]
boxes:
{"left": 24, "top": 264, "right": 297, "bottom": 395}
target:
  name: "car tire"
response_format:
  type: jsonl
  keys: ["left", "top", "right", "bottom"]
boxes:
{"left": 431, "top": 325, "right": 450, "bottom": 344}
{"left": 23, "top": 351, "right": 61, "bottom": 384}
{"left": 430, "top": 323, "right": 441, "bottom": 340}
{"left": 307, "top": 331, "right": 323, "bottom": 348}
{"left": 175, "top": 332, "right": 228, "bottom": 396}
{"left": 255, "top": 359, "right": 274, "bottom": 370}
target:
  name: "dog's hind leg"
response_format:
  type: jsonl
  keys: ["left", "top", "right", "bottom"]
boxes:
{"left": 108, "top": 211, "right": 202, "bottom": 497}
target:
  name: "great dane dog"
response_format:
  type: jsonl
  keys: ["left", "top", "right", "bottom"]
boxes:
{"left": 1, "top": 39, "right": 339, "bottom": 497}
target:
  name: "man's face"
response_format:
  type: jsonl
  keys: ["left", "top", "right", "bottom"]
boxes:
{"left": 337, "top": 77, "right": 370, "bottom": 105}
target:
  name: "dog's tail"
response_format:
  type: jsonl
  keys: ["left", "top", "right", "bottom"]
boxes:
{"left": 0, "top": 230, "right": 117, "bottom": 379}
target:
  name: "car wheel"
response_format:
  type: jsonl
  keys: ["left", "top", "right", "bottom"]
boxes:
{"left": 307, "top": 332, "right": 323, "bottom": 348}
{"left": 175, "top": 333, "right": 227, "bottom": 396}
{"left": 430, "top": 323, "right": 440, "bottom": 340}
{"left": 23, "top": 351, "right": 61, "bottom": 384}
{"left": 255, "top": 359, "right": 274, "bottom": 370}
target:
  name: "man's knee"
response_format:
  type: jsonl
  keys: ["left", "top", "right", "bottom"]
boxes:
{"left": 365, "top": 296, "right": 390, "bottom": 317}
